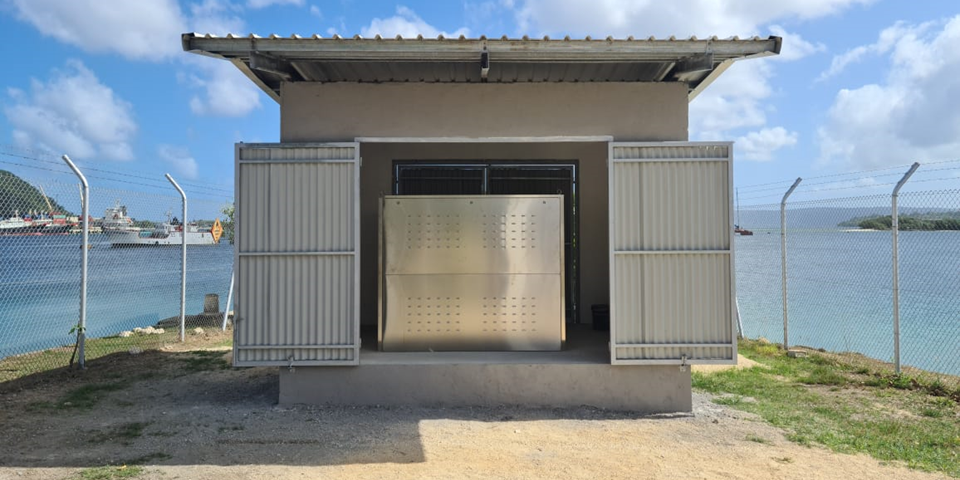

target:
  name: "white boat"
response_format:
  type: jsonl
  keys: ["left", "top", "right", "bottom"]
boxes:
{"left": 108, "top": 211, "right": 218, "bottom": 247}
{"left": 100, "top": 200, "right": 139, "bottom": 233}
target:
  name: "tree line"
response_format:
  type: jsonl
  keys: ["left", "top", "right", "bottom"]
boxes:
{"left": 841, "top": 214, "right": 960, "bottom": 231}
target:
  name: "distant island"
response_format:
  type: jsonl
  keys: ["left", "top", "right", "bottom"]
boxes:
{"left": 839, "top": 213, "right": 960, "bottom": 231}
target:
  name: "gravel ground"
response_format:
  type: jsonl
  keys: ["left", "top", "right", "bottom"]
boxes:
{"left": 0, "top": 337, "right": 950, "bottom": 480}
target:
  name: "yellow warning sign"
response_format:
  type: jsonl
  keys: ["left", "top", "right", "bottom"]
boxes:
{"left": 211, "top": 219, "right": 224, "bottom": 244}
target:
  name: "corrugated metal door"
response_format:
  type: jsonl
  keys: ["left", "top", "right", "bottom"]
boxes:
{"left": 234, "top": 143, "right": 359, "bottom": 366}
{"left": 609, "top": 142, "right": 736, "bottom": 365}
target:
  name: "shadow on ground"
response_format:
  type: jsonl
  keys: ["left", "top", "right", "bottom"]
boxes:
{"left": 0, "top": 348, "right": 686, "bottom": 469}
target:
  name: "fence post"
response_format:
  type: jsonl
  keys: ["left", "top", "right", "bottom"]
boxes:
{"left": 780, "top": 178, "right": 802, "bottom": 349}
{"left": 222, "top": 268, "right": 234, "bottom": 331}
{"left": 165, "top": 174, "right": 187, "bottom": 342}
{"left": 892, "top": 162, "right": 920, "bottom": 374}
{"left": 62, "top": 155, "right": 89, "bottom": 369}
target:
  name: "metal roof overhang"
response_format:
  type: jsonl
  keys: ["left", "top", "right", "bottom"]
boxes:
{"left": 181, "top": 34, "right": 781, "bottom": 104}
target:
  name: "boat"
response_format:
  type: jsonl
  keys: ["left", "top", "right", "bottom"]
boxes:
{"left": 108, "top": 210, "right": 218, "bottom": 247}
{"left": 0, "top": 212, "right": 72, "bottom": 236}
{"left": 734, "top": 188, "right": 753, "bottom": 236}
{"left": 100, "top": 200, "right": 139, "bottom": 234}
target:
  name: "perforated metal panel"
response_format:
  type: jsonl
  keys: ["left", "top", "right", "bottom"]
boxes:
{"left": 381, "top": 195, "right": 564, "bottom": 351}
{"left": 609, "top": 142, "right": 736, "bottom": 365}
{"left": 234, "top": 143, "right": 359, "bottom": 367}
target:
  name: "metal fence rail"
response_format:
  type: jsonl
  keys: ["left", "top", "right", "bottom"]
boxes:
{"left": 0, "top": 148, "right": 233, "bottom": 380}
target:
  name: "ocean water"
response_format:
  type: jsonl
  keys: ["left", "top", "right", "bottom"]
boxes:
{"left": 0, "top": 234, "right": 233, "bottom": 359}
{"left": 2, "top": 230, "right": 957, "bottom": 376}
{"left": 736, "top": 230, "right": 960, "bottom": 376}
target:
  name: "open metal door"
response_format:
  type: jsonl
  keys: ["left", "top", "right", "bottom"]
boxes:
{"left": 234, "top": 143, "right": 360, "bottom": 366}
{"left": 609, "top": 142, "right": 736, "bottom": 365}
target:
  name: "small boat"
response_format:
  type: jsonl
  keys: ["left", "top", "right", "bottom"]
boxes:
{"left": 734, "top": 188, "right": 753, "bottom": 236}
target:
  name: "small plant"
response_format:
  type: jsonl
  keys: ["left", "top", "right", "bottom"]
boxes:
{"left": 59, "top": 382, "right": 128, "bottom": 409}
{"left": 77, "top": 465, "right": 144, "bottom": 479}
{"left": 746, "top": 434, "right": 770, "bottom": 444}
{"left": 920, "top": 408, "right": 944, "bottom": 418}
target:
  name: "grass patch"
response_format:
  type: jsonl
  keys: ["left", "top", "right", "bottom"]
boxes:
{"left": 124, "top": 452, "right": 172, "bottom": 465}
{"left": 694, "top": 339, "right": 960, "bottom": 477}
{"left": 77, "top": 465, "right": 144, "bottom": 479}
{"left": 180, "top": 350, "right": 230, "bottom": 372}
{"left": 89, "top": 422, "right": 150, "bottom": 445}
{"left": 746, "top": 434, "right": 770, "bottom": 444}
{"left": 0, "top": 332, "right": 178, "bottom": 382}
{"left": 60, "top": 382, "right": 129, "bottom": 409}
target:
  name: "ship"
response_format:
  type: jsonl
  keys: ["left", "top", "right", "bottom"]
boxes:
{"left": 108, "top": 210, "right": 218, "bottom": 247}
{"left": 0, "top": 212, "right": 73, "bottom": 236}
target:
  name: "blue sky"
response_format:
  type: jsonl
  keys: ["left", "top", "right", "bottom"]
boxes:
{"left": 1, "top": 0, "right": 959, "bottom": 205}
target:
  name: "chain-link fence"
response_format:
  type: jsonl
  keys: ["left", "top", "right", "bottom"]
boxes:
{"left": 737, "top": 187, "right": 960, "bottom": 387}
{"left": 0, "top": 148, "right": 233, "bottom": 381}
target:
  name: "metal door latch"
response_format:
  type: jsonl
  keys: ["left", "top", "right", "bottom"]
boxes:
{"left": 679, "top": 354, "right": 688, "bottom": 372}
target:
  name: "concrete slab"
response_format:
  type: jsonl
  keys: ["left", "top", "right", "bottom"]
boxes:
{"left": 278, "top": 326, "right": 692, "bottom": 413}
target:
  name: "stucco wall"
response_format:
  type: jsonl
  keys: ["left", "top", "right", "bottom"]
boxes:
{"left": 280, "top": 82, "right": 688, "bottom": 141}
{"left": 359, "top": 142, "right": 608, "bottom": 326}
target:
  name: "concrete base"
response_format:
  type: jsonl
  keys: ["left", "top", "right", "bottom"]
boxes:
{"left": 278, "top": 326, "right": 692, "bottom": 413}
{"left": 280, "top": 363, "right": 691, "bottom": 413}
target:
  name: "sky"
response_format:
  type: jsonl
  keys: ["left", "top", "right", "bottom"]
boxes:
{"left": 1, "top": 0, "right": 959, "bottom": 207}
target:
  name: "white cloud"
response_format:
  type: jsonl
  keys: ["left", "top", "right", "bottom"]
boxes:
{"left": 736, "top": 127, "right": 798, "bottom": 161}
{"left": 3, "top": 60, "right": 137, "bottom": 161}
{"left": 360, "top": 6, "right": 470, "bottom": 38}
{"left": 768, "top": 25, "right": 826, "bottom": 62}
{"left": 310, "top": 6, "right": 322, "bottom": 19}
{"left": 158, "top": 145, "right": 199, "bottom": 180}
{"left": 8, "top": 0, "right": 186, "bottom": 60}
{"left": 514, "top": 0, "right": 873, "bottom": 38}
{"left": 817, "top": 21, "right": 930, "bottom": 80}
{"left": 509, "top": 0, "right": 864, "bottom": 148}
{"left": 8, "top": 0, "right": 265, "bottom": 119}
{"left": 248, "top": 0, "right": 305, "bottom": 8}
{"left": 189, "top": 0, "right": 245, "bottom": 35}
{"left": 183, "top": 59, "right": 263, "bottom": 117}
{"left": 181, "top": 1, "right": 262, "bottom": 117}
{"left": 819, "top": 16, "right": 960, "bottom": 169}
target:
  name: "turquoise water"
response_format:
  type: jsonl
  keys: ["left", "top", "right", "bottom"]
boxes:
{"left": 2, "top": 230, "right": 956, "bottom": 376}
{"left": 0, "top": 235, "right": 233, "bottom": 359}
{"left": 736, "top": 230, "right": 960, "bottom": 376}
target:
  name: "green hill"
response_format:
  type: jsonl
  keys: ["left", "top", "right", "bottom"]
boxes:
{"left": 0, "top": 170, "right": 71, "bottom": 217}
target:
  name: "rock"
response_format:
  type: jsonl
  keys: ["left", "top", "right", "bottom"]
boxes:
{"left": 118, "top": 331, "right": 133, "bottom": 338}
{"left": 192, "top": 327, "right": 205, "bottom": 336}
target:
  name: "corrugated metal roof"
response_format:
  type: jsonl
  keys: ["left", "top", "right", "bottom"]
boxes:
{"left": 182, "top": 34, "right": 781, "bottom": 103}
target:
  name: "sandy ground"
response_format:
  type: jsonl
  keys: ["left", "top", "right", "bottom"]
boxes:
{"left": 0, "top": 342, "right": 949, "bottom": 480}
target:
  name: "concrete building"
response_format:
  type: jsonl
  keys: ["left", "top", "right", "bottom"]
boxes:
{"left": 183, "top": 34, "right": 781, "bottom": 412}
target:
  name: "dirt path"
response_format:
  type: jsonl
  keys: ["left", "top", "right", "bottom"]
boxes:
{"left": 0, "top": 341, "right": 950, "bottom": 480}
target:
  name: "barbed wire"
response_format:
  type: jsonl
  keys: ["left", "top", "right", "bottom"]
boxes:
{"left": 737, "top": 158, "right": 960, "bottom": 193}
{"left": 0, "top": 158, "right": 233, "bottom": 202}
{"left": 0, "top": 146, "right": 234, "bottom": 195}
